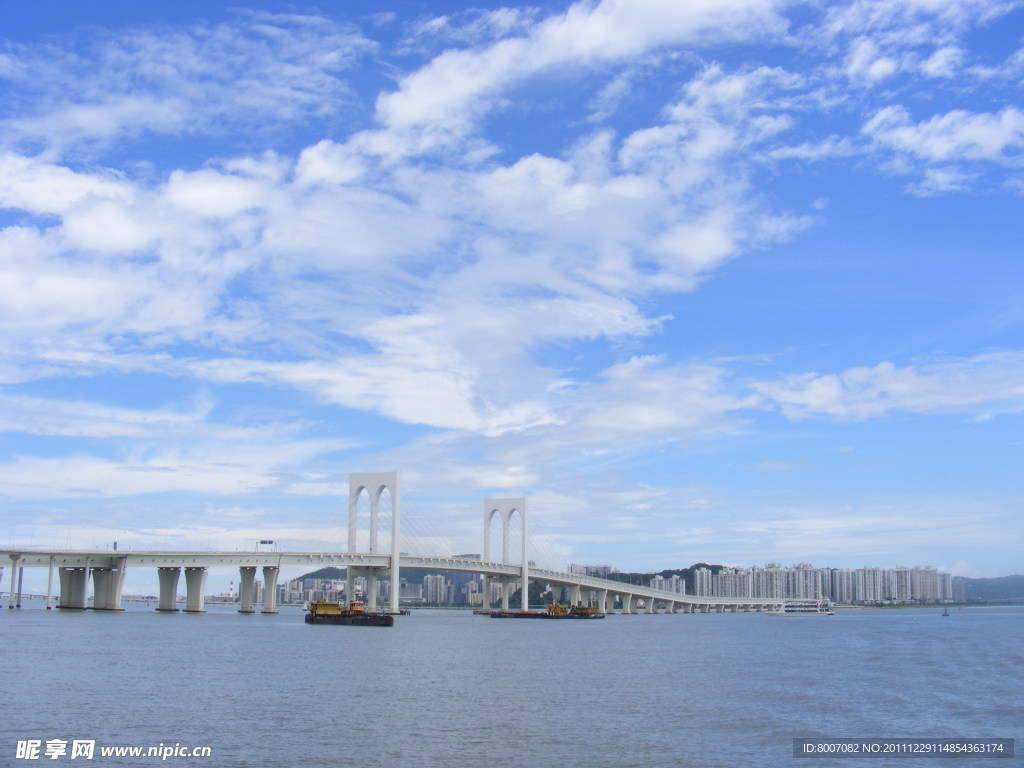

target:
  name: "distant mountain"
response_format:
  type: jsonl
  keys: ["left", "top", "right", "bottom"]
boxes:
{"left": 297, "top": 566, "right": 427, "bottom": 584}
{"left": 298, "top": 567, "right": 347, "bottom": 581}
{"left": 963, "top": 574, "right": 1024, "bottom": 602}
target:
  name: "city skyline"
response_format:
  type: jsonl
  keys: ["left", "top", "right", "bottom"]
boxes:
{"left": 2, "top": 2, "right": 1022, "bottom": 581}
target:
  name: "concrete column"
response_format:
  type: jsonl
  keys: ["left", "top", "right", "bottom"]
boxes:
{"left": 16, "top": 567, "right": 24, "bottom": 608}
{"left": 519, "top": 513, "right": 529, "bottom": 614}
{"left": 598, "top": 589, "right": 608, "bottom": 614}
{"left": 716, "top": 604, "right": 725, "bottom": 613}
{"left": 346, "top": 566, "right": 356, "bottom": 606}
{"left": 157, "top": 567, "right": 181, "bottom": 611}
{"left": 646, "top": 598, "right": 655, "bottom": 614}
{"left": 622, "top": 593, "right": 633, "bottom": 614}
{"left": 91, "top": 569, "right": 117, "bottom": 610}
{"left": 184, "top": 567, "right": 207, "bottom": 612}
{"left": 45, "top": 556, "right": 54, "bottom": 610}
{"left": 481, "top": 575, "right": 490, "bottom": 609}
{"left": 238, "top": 566, "right": 256, "bottom": 613}
{"left": 366, "top": 571, "right": 378, "bottom": 610}
{"left": 389, "top": 475, "right": 401, "bottom": 615}
{"left": 7, "top": 555, "right": 18, "bottom": 609}
{"left": 92, "top": 559, "right": 127, "bottom": 610}
{"left": 501, "top": 578, "right": 511, "bottom": 610}
{"left": 569, "top": 584, "right": 581, "bottom": 607}
{"left": 261, "top": 566, "right": 279, "bottom": 614}
{"left": 58, "top": 568, "right": 89, "bottom": 609}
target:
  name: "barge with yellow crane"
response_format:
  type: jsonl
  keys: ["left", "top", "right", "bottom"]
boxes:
{"left": 304, "top": 600, "right": 394, "bottom": 626}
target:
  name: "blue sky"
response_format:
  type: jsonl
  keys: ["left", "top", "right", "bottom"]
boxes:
{"left": 1, "top": 0, "right": 1022, "bottom": 590}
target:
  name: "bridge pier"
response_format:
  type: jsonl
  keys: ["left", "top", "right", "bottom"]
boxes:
{"left": 184, "top": 567, "right": 207, "bottom": 612}
{"left": 7, "top": 555, "right": 20, "bottom": 608}
{"left": 550, "top": 584, "right": 564, "bottom": 604}
{"left": 346, "top": 566, "right": 357, "bottom": 606}
{"left": 58, "top": 567, "right": 90, "bottom": 609}
{"left": 157, "top": 567, "right": 180, "bottom": 611}
{"left": 366, "top": 571, "right": 379, "bottom": 610}
{"left": 238, "top": 566, "right": 256, "bottom": 613}
{"left": 91, "top": 558, "right": 127, "bottom": 610}
{"left": 45, "top": 556, "right": 54, "bottom": 609}
{"left": 622, "top": 593, "right": 634, "bottom": 614}
{"left": 261, "top": 566, "right": 279, "bottom": 614}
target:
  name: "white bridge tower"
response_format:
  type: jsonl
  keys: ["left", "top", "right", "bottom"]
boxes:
{"left": 347, "top": 471, "right": 401, "bottom": 613}
{"left": 483, "top": 498, "right": 529, "bottom": 611}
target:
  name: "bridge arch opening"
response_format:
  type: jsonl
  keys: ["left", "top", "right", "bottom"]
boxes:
{"left": 485, "top": 509, "right": 503, "bottom": 565}
{"left": 349, "top": 487, "right": 372, "bottom": 553}
{"left": 504, "top": 508, "right": 524, "bottom": 565}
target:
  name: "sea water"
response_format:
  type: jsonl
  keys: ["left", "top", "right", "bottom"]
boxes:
{"left": 2, "top": 602, "right": 1021, "bottom": 767}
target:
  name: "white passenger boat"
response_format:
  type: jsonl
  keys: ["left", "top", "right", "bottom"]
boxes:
{"left": 767, "top": 600, "right": 835, "bottom": 616}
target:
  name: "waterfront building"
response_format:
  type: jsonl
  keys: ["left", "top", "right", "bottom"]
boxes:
{"left": 399, "top": 582, "right": 424, "bottom": 601}
{"left": 693, "top": 567, "right": 712, "bottom": 597}
{"left": 570, "top": 564, "right": 615, "bottom": 577}
{"left": 830, "top": 569, "right": 855, "bottom": 603}
{"left": 423, "top": 573, "right": 447, "bottom": 604}
{"left": 688, "top": 563, "right": 954, "bottom": 604}
{"left": 911, "top": 566, "right": 940, "bottom": 602}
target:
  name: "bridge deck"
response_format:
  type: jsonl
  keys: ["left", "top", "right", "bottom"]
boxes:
{"left": 1, "top": 548, "right": 777, "bottom": 607}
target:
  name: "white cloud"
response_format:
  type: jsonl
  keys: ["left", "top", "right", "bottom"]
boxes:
{"left": 0, "top": 12, "right": 374, "bottom": 156}
{"left": 573, "top": 356, "right": 757, "bottom": 440}
{"left": 921, "top": 45, "right": 964, "bottom": 76}
{"left": 0, "top": 433, "right": 349, "bottom": 500}
{"left": 864, "top": 105, "right": 1024, "bottom": 163}
{"left": 164, "top": 168, "right": 272, "bottom": 219}
{"left": 754, "top": 352, "right": 1024, "bottom": 421}
{"left": 845, "top": 37, "right": 900, "bottom": 82}
{"left": 370, "top": 0, "right": 786, "bottom": 156}
{"left": 0, "top": 153, "right": 131, "bottom": 214}
{"left": 906, "top": 165, "right": 975, "bottom": 195}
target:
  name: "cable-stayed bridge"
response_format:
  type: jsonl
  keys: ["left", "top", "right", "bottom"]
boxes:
{"left": 2, "top": 471, "right": 779, "bottom": 615}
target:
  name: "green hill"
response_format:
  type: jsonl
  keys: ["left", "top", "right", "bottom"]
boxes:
{"left": 963, "top": 574, "right": 1024, "bottom": 602}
